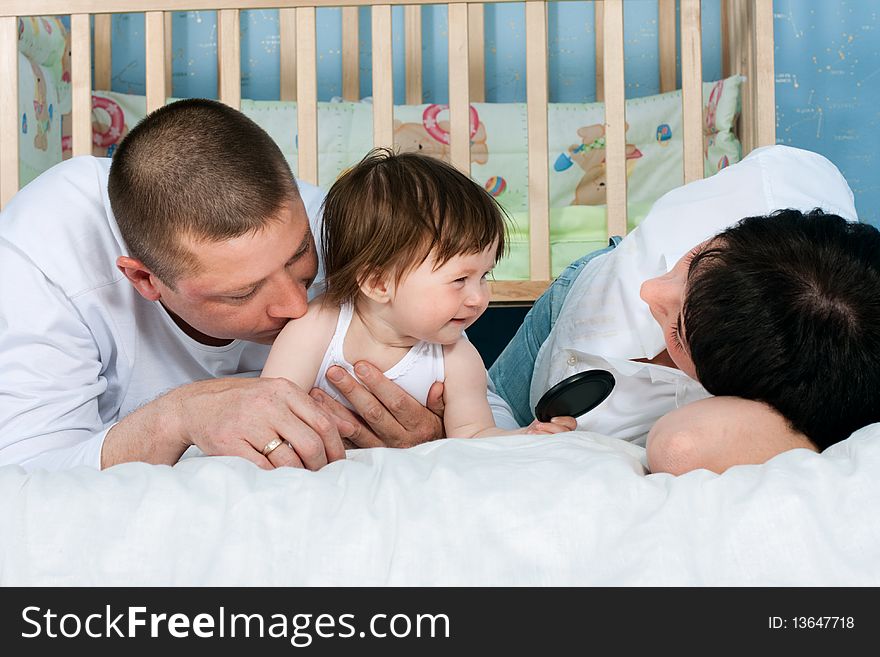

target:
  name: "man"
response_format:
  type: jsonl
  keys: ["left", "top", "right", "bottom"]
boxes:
{"left": 0, "top": 98, "right": 515, "bottom": 472}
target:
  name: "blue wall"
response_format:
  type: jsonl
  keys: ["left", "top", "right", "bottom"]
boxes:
{"left": 105, "top": 0, "right": 880, "bottom": 225}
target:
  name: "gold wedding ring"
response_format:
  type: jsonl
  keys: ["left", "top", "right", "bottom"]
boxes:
{"left": 261, "top": 437, "right": 283, "bottom": 457}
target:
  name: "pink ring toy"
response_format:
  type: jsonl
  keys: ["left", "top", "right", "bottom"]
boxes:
{"left": 422, "top": 104, "right": 479, "bottom": 145}
{"left": 91, "top": 95, "right": 125, "bottom": 148}
{"left": 62, "top": 94, "right": 126, "bottom": 153}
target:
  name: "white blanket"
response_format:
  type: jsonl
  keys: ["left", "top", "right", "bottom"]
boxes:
{"left": 2, "top": 427, "right": 879, "bottom": 585}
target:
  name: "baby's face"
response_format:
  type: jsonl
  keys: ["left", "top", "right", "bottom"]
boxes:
{"left": 386, "top": 242, "right": 498, "bottom": 345}
{"left": 638, "top": 240, "right": 711, "bottom": 379}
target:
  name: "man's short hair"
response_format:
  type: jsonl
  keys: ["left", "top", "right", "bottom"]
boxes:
{"left": 320, "top": 148, "right": 507, "bottom": 305}
{"left": 684, "top": 208, "right": 880, "bottom": 449}
{"left": 108, "top": 98, "right": 300, "bottom": 286}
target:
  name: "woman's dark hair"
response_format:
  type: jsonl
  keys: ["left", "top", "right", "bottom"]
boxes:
{"left": 684, "top": 208, "right": 880, "bottom": 449}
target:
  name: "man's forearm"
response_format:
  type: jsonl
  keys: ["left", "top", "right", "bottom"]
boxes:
{"left": 100, "top": 388, "right": 190, "bottom": 468}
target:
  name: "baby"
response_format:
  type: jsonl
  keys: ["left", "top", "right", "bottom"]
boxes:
{"left": 262, "top": 149, "right": 574, "bottom": 438}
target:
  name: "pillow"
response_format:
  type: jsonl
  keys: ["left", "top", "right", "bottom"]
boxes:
{"left": 18, "top": 54, "right": 62, "bottom": 187}
{"left": 17, "top": 17, "right": 68, "bottom": 187}
{"left": 25, "top": 77, "right": 742, "bottom": 281}
{"left": 70, "top": 90, "right": 144, "bottom": 159}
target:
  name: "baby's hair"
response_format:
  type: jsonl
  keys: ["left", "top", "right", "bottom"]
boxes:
{"left": 321, "top": 148, "right": 508, "bottom": 305}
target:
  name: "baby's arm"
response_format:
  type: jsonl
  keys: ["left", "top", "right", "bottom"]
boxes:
{"left": 443, "top": 339, "right": 575, "bottom": 438}
{"left": 646, "top": 396, "right": 818, "bottom": 475}
{"left": 261, "top": 297, "right": 338, "bottom": 389}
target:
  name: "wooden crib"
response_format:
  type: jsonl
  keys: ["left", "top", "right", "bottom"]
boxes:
{"left": 0, "top": 0, "right": 775, "bottom": 302}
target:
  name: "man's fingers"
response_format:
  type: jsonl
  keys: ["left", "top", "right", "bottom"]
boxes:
{"left": 310, "top": 388, "right": 385, "bottom": 449}
{"left": 425, "top": 381, "right": 445, "bottom": 417}
{"left": 266, "top": 440, "right": 305, "bottom": 469}
{"left": 352, "top": 362, "right": 427, "bottom": 427}
{"left": 275, "top": 380, "right": 346, "bottom": 464}
{"left": 325, "top": 363, "right": 444, "bottom": 448}
{"left": 272, "top": 416, "right": 332, "bottom": 470}
{"left": 326, "top": 364, "right": 406, "bottom": 443}
{"left": 229, "top": 444, "right": 273, "bottom": 470}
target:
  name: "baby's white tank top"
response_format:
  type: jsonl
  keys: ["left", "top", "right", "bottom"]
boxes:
{"left": 314, "top": 302, "right": 445, "bottom": 411}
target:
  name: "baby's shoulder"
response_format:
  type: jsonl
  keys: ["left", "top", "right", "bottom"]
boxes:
{"left": 442, "top": 335, "right": 482, "bottom": 369}
{"left": 305, "top": 295, "right": 341, "bottom": 325}
{"left": 275, "top": 295, "right": 340, "bottom": 344}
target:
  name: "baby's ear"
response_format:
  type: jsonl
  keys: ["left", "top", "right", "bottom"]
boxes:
{"left": 358, "top": 270, "right": 394, "bottom": 304}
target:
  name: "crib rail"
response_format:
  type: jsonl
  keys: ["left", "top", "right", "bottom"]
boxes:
{"left": 0, "top": 0, "right": 776, "bottom": 303}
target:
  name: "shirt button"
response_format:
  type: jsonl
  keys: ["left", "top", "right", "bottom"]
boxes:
{"left": 567, "top": 355, "right": 577, "bottom": 366}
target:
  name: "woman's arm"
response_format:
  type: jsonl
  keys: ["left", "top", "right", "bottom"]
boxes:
{"left": 646, "top": 396, "right": 818, "bottom": 475}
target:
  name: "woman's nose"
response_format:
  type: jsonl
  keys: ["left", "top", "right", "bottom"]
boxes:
{"left": 640, "top": 274, "right": 678, "bottom": 320}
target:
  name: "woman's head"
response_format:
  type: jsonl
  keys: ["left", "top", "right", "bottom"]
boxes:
{"left": 639, "top": 240, "right": 708, "bottom": 379}
{"left": 320, "top": 148, "right": 507, "bottom": 306}
{"left": 649, "top": 208, "right": 880, "bottom": 449}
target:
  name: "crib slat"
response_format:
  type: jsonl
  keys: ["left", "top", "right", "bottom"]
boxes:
{"left": 721, "top": 0, "right": 731, "bottom": 78}
{"left": 754, "top": 0, "right": 775, "bottom": 147}
{"left": 217, "top": 9, "right": 241, "bottom": 109}
{"left": 165, "top": 12, "right": 173, "bottom": 96}
{"left": 405, "top": 6, "right": 422, "bottom": 104}
{"left": 372, "top": 5, "right": 394, "bottom": 149}
{"left": 658, "top": 0, "right": 676, "bottom": 93}
{"left": 594, "top": 1, "right": 604, "bottom": 102}
{"left": 603, "top": 0, "right": 627, "bottom": 238}
{"left": 468, "top": 4, "right": 484, "bottom": 102}
{"left": 296, "top": 7, "right": 318, "bottom": 184}
{"left": 448, "top": 3, "right": 470, "bottom": 174}
{"left": 342, "top": 7, "right": 360, "bottom": 102}
{"left": 525, "top": 1, "right": 550, "bottom": 284}
{"left": 0, "top": 16, "right": 18, "bottom": 207}
{"left": 280, "top": 8, "right": 297, "bottom": 101}
{"left": 680, "top": 0, "right": 703, "bottom": 183}
{"left": 145, "top": 12, "right": 167, "bottom": 113}
{"left": 94, "top": 14, "right": 112, "bottom": 91}
{"left": 71, "top": 14, "right": 92, "bottom": 158}
{"left": 740, "top": 0, "right": 756, "bottom": 154}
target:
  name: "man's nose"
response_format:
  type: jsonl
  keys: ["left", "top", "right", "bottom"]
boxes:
{"left": 266, "top": 278, "right": 309, "bottom": 319}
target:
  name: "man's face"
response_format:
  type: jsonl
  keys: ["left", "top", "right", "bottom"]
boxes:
{"left": 155, "top": 201, "right": 318, "bottom": 345}
{"left": 638, "top": 240, "right": 711, "bottom": 379}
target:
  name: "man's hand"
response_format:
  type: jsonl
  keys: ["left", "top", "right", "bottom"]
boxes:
{"left": 102, "top": 377, "right": 345, "bottom": 470}
{"left": 309, "top": 362, "right": 445, "bottom": 449}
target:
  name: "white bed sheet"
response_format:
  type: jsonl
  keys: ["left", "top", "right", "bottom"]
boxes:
{"left": 1, "top": 427, "right": 879, "bottom": 586}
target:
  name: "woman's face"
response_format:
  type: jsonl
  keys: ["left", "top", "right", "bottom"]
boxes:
{"left": 638, "top": 240, "right": 711, "bottom": 380}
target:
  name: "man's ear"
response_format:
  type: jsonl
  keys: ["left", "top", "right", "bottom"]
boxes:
{"left": 117, "top": 256, "right": 162, "bottom": 302}
{"left": 358, "top": 271, "right": 393, "bottom": 304}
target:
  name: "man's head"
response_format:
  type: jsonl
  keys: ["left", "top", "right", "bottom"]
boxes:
{"left": 109, "top": 98, "right": 317, "bottom": 344}
{"left": 683, "top": 208, "right": 880, "bottom": 449}
{"left": 320, "top": 148, "right": 506, "bottom": 306}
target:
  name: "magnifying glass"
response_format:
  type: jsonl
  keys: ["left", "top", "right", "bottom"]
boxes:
{"left": 534, "top": 369, "right": 615, "bottom": 422}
